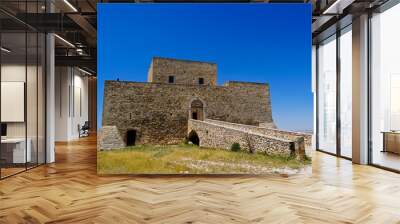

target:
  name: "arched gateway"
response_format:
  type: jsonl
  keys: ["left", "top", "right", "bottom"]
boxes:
{"left": 189, "top": 99, "right": 205, "bottom": 121}
{"left": 188, "top": 130, "right": 200, "bottom": 145}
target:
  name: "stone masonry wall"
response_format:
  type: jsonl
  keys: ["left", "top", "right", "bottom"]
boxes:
{"left": 102, "top": 80, "right": 274, "bottom": 145}
{"left": 205, "top": 119, "right": 312, "bottom": 147}
{"left": 257, "top": 128, "right": 312, "bottom": 147}
{"left": 188, "top": 119, "right": 304, "bottom": 159}
{"left": 148, "top": 57, "right": 217, "bottom": 86}
{"left": 98, "top": 126, "right": 125, "bottom": 151}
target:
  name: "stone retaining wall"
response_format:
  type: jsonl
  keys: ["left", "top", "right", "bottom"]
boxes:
{"left": 259, "top": 128, "right": 312, "bottom": 147}
{"left": 188, "top": 119, "right": 305, "bottom": 159}
{"left": 205, "top": 119, "right": 312, "bottom": 147}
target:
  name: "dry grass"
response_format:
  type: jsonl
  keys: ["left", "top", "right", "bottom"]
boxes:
{"left": 97, "top": 144, "right": 311, "bottom": 174}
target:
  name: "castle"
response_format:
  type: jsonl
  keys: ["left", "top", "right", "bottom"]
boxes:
{"left": 100, "top": 57, "right": 309, "bottom": 158}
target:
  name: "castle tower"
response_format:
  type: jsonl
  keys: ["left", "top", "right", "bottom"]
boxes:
{"left": 147, "top": 57, "right": 217, "bottom": 86}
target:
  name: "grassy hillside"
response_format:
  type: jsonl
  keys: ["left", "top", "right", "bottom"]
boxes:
{"left": 97, "top": 144, "right": 311, "bottom": 174}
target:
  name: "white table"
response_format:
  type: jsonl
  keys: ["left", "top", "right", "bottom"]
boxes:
{"left": 1, "top": 138, "right": 31, "bottom": 163}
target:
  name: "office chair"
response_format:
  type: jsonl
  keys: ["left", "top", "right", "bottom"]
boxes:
{"left": 79, "top": 121, "right": 90, "bottom": 138}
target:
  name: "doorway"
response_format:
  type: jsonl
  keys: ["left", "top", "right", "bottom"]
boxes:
{"left": 188, "top": 130, "right": 200, "bottom": 145}
{"left": 126, "top": 130, "right": 137, "bottom": 146}
{"left": 190, "top": 99, "right": 204, "bottom": 120}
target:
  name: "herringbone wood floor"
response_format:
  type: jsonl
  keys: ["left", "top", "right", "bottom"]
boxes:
{"left": 1, "top": 135, "right": 400, "bottom": 224}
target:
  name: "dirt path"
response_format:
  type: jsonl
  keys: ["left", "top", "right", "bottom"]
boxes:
{"left": 174, "top": 158, "right": 304, "bottom": 175}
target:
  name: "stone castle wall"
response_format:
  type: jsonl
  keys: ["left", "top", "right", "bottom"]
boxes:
{"left": 188, "top": 119, "right": 305, "bottom": 159}
{"left": 102, "top": 80, "right": 274, "bottom": 145}
{"left": 148, "top": 57, "right": 217, "bottom": 85}
{"left": 97, "top": 126, "right": 125, "bottom": 151}
{"left": 205, "top": 119, "right": 312, "bottom": 147}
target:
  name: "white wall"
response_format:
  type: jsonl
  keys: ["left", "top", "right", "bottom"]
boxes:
{"left": 55, "top": 67, "right": 89, "bottom": 141}
{"left": 55, "top": 66, "right": 69, "bottom": 140}
{"left": 71, "top": 72, "right": 89, "bottom": 138}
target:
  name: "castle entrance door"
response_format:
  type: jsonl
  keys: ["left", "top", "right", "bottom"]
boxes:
{"left": 190, "top": 99, "right": 204, "bottom": 120}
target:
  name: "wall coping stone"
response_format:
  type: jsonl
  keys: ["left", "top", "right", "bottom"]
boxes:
{"left": 152, "top": 56, "right": 217, "bottom": 65}
{"left": 205, "top": 119, "right": 312, "bottom": 138}
{"left": 104, "top": 80, "right": 270, "bottom": 89}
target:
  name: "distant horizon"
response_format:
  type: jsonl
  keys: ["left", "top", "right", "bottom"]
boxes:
{"left": 98, "top": 3, "right": 312, "bottom": 131}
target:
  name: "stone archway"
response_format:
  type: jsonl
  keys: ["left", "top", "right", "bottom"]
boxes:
{"left": 188, "top": 130, "right": 200, "bottom": 145}
{"left": 190, "top": 99, "right": 205, "bottom": 121}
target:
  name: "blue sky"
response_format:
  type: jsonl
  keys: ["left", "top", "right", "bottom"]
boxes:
{"left": 98, "top": 3, "right": 312, "bottom": 131}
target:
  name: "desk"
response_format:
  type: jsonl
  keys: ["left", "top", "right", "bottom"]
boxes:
{"left": 1, "top": 138, "right": 31, "bottom": 163}
{"left": 382, "top": 131, "right": 400, "bottom": 154}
